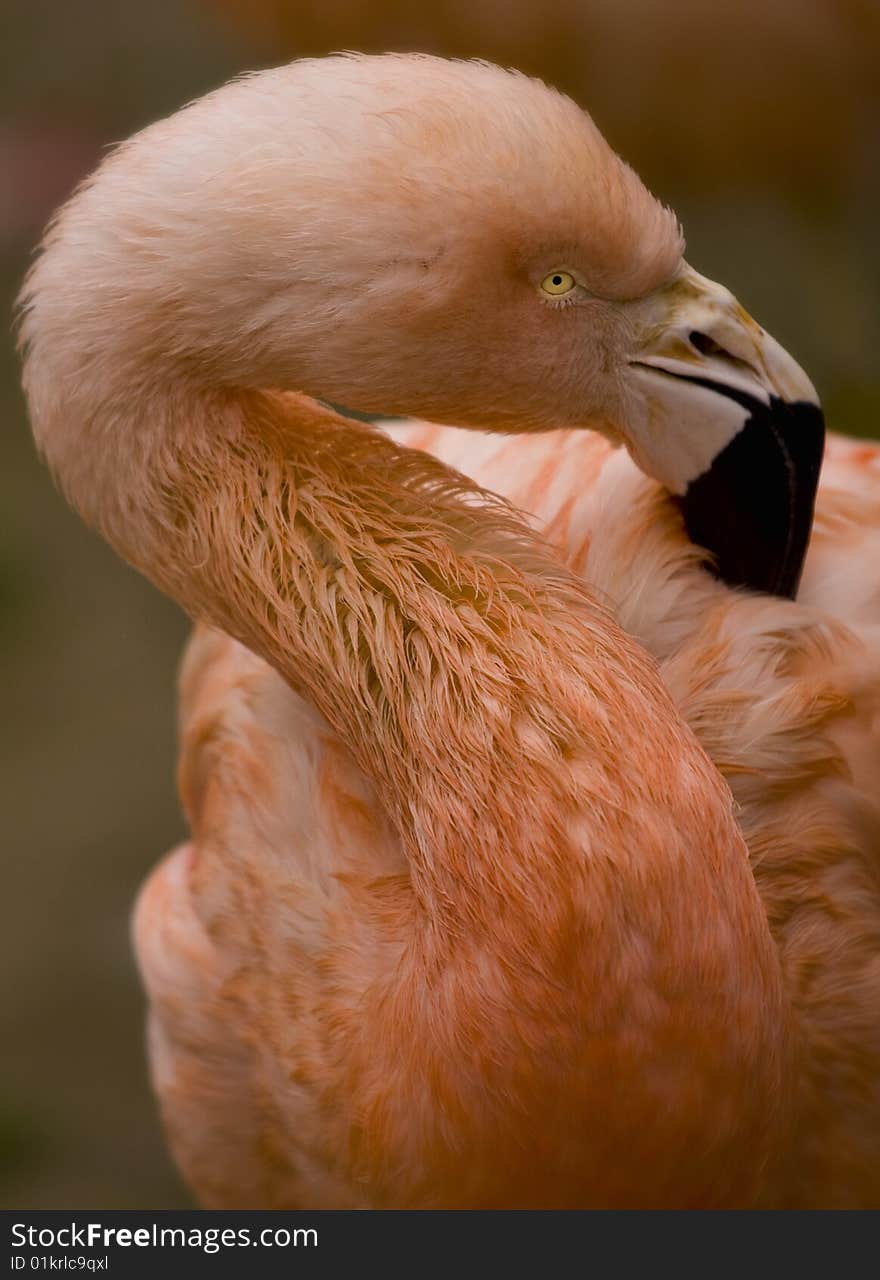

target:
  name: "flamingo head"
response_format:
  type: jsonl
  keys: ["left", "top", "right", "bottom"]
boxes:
{"left": 21, "top": 53, "right": 823, "bottom": 596}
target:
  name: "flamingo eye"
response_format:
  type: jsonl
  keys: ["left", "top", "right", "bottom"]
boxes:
{"left": 540, "top": 270, "right": 576, "bottom": 298}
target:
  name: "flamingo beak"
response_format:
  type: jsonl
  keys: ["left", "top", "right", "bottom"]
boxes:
{"left": 625, "top": 264, "right": 824, "bottom": 599}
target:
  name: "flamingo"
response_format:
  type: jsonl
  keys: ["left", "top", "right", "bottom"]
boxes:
{"left": 17, "top": 55, "right": 879, "bottom": 1208}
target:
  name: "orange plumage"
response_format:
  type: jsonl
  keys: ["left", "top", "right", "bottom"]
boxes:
{"left": 17, "top": 54, "right": 879, "bottom": 1207}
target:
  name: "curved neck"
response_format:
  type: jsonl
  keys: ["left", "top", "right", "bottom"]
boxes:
{"left": 63, "top": 374, "right": 746, "bottom": 940}
{"left": 150, "top": 379, "right": 793, "bottom": 1199}
{"left": 25, "top": 309, "right": 792, "bottom": 1203}
{"left": 86, "top": 378, "right": 647, "bottom": 914}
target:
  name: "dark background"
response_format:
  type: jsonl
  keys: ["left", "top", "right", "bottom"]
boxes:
{"left": 1, "top": 0, "right": 878, "bottom": 1208}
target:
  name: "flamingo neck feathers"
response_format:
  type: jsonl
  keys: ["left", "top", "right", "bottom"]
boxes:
{"left": 18, "top": 101, "right": 792, "bottom": 1202}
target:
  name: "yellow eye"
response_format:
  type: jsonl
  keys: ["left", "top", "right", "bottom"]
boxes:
{"left": 540, "top": 270, "right": 576, "bottom": 297}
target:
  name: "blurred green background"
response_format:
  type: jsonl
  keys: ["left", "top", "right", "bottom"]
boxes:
{"left": 1, "top": 0, "right": 878, "bottom": 1209}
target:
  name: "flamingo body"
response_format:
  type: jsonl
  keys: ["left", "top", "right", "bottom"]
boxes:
{"left": 135, "top": 425, "right": 880, "bottom": 1207}
{"left": 16, "top": 53, "right": 877, "bottom": 1208}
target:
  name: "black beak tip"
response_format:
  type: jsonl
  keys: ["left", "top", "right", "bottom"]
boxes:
{"left": 677, "top": 396, "right": 825, "bottom": 600}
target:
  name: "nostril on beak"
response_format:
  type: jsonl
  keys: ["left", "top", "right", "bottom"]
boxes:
{"left": 689, "top": 330, "right": 753, "bottom": 375}
{"left": 689, "top": 330, "right": 728, "bottom": 359}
